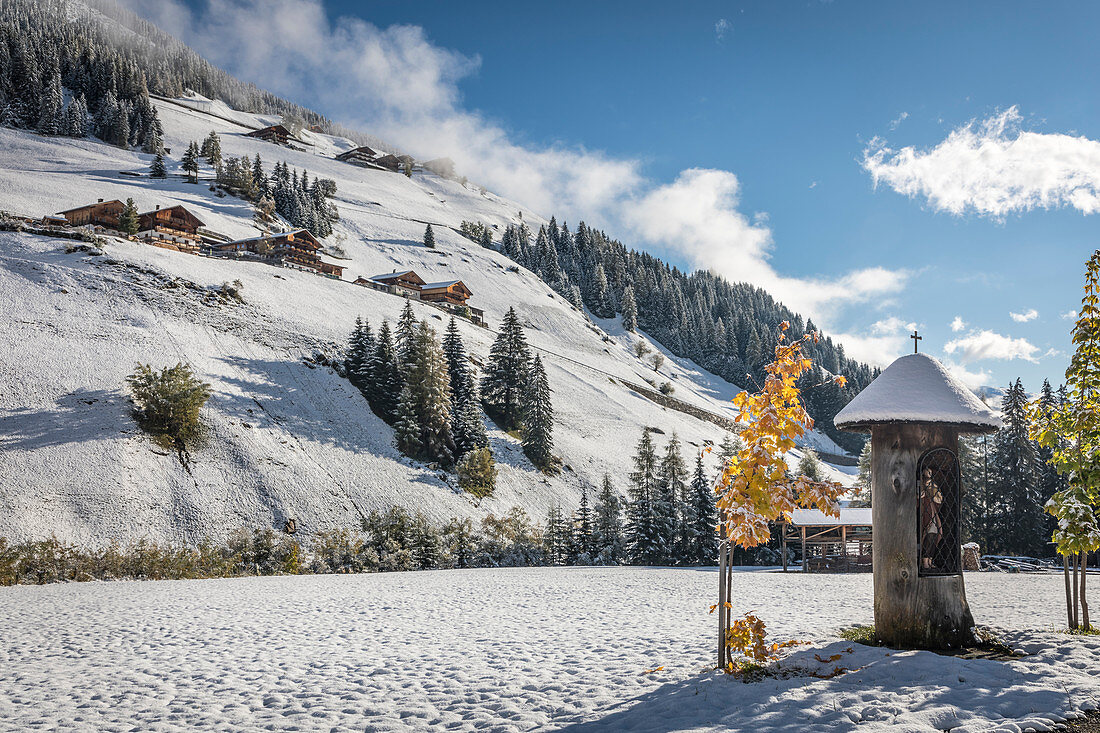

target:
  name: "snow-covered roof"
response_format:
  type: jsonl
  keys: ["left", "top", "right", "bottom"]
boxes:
{"left": 834, "top": 353, "right": 1001, "bottom": 434}
{"left": 786, "top": 508, "right": 872, "bottom": 526}
{"left": 367, "top": 270, "right": 422, "bottom": 283}
{"left": 420, "top": 280, "right": 463, "bottom": 290}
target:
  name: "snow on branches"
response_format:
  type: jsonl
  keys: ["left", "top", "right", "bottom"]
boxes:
{"left": 716, "top": 323, "right": 847, "bottom": 547}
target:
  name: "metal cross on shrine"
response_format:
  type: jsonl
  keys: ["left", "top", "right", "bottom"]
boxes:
{"left": 911, "top": 330, "right": 922, "bottom": 353}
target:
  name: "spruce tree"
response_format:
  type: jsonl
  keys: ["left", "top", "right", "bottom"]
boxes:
{"left": 797, "top": 450, "right": 825, "bottom": 481}
{"left": 544, "top": 506, "right": 571, "bottom": 565}
{"left": 368, "top": 321, "right": 402, "bottom": 423}
{"left": 118, "top": 198, "right": 139, "bottom": 235}
{"left": 851, "top": 441, "right": 872, "bottom": 507}
{"left": 394, "top": 384, "right": 422, "bottom": 458}
{"left": 994, "top": 378, "right": 1043, "bottom": 555}
{"left": 573, "top": 487, "right": 595, "bottom": 562}
{"left": 37, "top": 63, "right": 64, "bottom": 135}
{"left": 396, "top": 300, "right": 419, "bottom": 370}
{"left": 688, "top": 452, "right": 718, "bottom": 564}
{"left": 521, "top": 355, "right": 556, "bottom": 472}
{"left": 594, "top": 474, "right": 625, "bottom": 564}
{"left": 403, "top": 322, "right": 456, "bottom": 466}
{"left": 621, "top": 285, "right": 638, "bottom": 332}
{"left": 200, "top": 131, "right": 222, "bottom": 167}
{"left": 626, "top": 429, "right": 664, "bottom": 564}
{"left": 346, "top": 317, "right": 372, "bottom": 391}
{"left": 657, "top": 433, "right": 687, "bottom": 563}
{"left": 423, "top": 223, "right": 436, "bottom": 248}
{"left": 65, "top": 94, "right": 88, "bottom": 137}
{"left": 1036, "top": 380, "right": 1068, "bottom": 545}
{"left": 181, "top": 141, "right": 200, "bottom": 183}
{"left": 149, "top": 150, "right": 167, "bottom": 179}
{"left": 481, "top": 307, "right": 531, "bottom": 432}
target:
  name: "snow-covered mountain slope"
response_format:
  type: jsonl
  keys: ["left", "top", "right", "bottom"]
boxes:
{"left": 0, "top": 97, "right": 854, "bottom": 546}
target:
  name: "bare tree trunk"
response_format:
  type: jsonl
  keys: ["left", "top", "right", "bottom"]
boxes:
{"left": 1072, "top": 553, "right": 1080, "bottom": 630}
{"left": 717, "top": 538, "right": 728, "bottom": 669}
{"left": 1065, "top": 554, "right": 1075, "bottom": 629}
{"left": 724, "top": 549, "right": 733, "bottom": 667}
{"left": 1081, "top": 551, "right": 1091, "bottom": 632}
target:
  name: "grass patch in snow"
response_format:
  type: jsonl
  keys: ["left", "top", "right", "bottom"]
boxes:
{"left": 838, "top": 623, "right": 1024, "bottom": 659}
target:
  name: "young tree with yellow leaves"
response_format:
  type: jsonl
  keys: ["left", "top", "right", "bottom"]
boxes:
{"left": 714, "top": 323, "right": 847, "bottom": 669}
{"left": 1030, "top": 250, "right": 1100, "bottom": 632}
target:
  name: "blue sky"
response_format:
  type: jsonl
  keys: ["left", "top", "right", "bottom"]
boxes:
{"left": 159, "top": 0, "right": 1100, "bottom": 391}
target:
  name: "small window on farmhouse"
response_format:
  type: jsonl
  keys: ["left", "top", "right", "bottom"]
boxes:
{"left": 917, "top": 447, "right": 961, "bottom": 576}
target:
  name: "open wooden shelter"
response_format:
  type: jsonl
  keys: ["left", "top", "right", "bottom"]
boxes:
{"left": 780, "top": 507, "right": 873, "bottom": 573}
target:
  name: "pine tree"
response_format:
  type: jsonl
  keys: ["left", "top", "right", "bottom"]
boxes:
{"left": 37, "top": 62, "right": 64, "bottom": 135}
{"left": 118, "top": 197, "right": 139, "bottom": 235}
{"left": 687, "top": 452, "right": 718, "bottom": 564}
{"left": 149, "top": 150, "right": 167, "bottom": 179}
{"left": 479, "top": 227, "right": 492, "bottom": 249}
{"left": 797, "top": 450, "right": 825, "bottom": 482}
{"left": 396, "top": 300, "right": 419, "bottom": 370}
{"left": 423, "top": 223, "right": 436, "bottom": 248}
{"left": 594, "top": 474, "right": 625, "bottom": 564}
{"left": 626, "top": 429, "right": 664, "bottom": 565}
{"left": 521, "top": 355, "right": 556, "bottom": 472}
{"left": 443, "top": 319, "right": 487, "bottom": 457}
{"left": 572, "top": 487, "right": 595, "bottom": 562}
{"left": 851, "top": 441, "right": 872, "bottom": 507}
{"left": 402, "top": 323, "right": 456, "bottom": 465}
{"left": 394, "top": 384, "right": 422, "bottom": 458}
{"left": 658, "top": 433, "right": 688, "bottom": 563}
{"left": 200, "top": 130, "right": 222, "bottom": 167}
{"left": 64, "top": 94, "right": 88, "bottom": 137}
{"left": 994, "top": 378, "right": 1043, "bottom": 555}
{"left": 544, "top": 506, "right": 571, "bottom": 565}
{"left": 481, "top": 307, "right": 531, "bottom": 432}
{"left": 345, "top": 317, "right": 370, "bottom": 390}
{"left": 367, "top": 321, "right": 402, "bottom": 423}
{"left": 181, "top": 140, "right": 200, "bottom": 183}
{"left": 621, "top": 285, "right": 638, "bottom": 332}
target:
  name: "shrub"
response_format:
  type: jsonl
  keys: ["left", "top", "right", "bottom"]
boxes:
{"left": 651, "top": 353, "right": 666, "bottom": 371}
{"left": 309, "top": 529, "right": 379, "bottom": 574}
{"left": 225, "top": 528, "right": 302, "bottom": 575}
{"left": 126, "top": 363, "right": 212, "bottom": 453}
{"left": 457, "top": 447, "right": 497, "bottom": 498}
{"left": 659, "top": 382, "right": 675, "bottom": 396}
{"left": 633, "top": 342, "right": 651, "bottom": 358}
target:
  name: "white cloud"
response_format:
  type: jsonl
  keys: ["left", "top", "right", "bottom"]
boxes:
{"left": 127, "top": 0, "right": 906, "bottom": 326}
{"left": 833, "top": 317, "right": 917, "bottom": 368}
{"left": 942, "top": 360, "right": 992, "bottom": 391}
{"left": 888, "top": 111, "right": 908, "bottom": 130}
{"left": 715, "top": 18, "right": 731, "bottom": 42}
{"left": 943, "top": 329, "right": 1039, "bottom": 363}
{"left": 1009, "top": 308, "right": 1038, "bottom": 322}
{"left": 863, "top": 106, "right": 1100, "bottom": 218}
{"left": 1062, "top": 310, "right": 1078, "bottom": 320}
{"left": 950, "top": 316, "right": 967, "bottom": 332}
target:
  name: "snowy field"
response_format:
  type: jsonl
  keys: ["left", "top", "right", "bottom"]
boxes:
{"left": 0, "top": 568, "right": 1096, "bottom": 732}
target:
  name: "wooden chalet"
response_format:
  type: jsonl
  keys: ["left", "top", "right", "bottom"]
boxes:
{"left": 56, "top": 199, "right": 123, "bottom": 228}
{"left": 373, "top": 154, "right": 403, "bottom": 172}
{"left": 779, "top": 507, "right": 872, "bottom": 573}
{"left": 136, "top": 205, "right": 205, "bottom": 252}
{"left": 359, "top": 270, "right": 425, "bottom": 298}
{"left": 420, "top": 279, "right": 472, "bottom": 307}
{"left": 215, "top": 229, "right": 344, "bottom": 279}
{"left": 245, "top": 125, "right": 294, "bottom": 145}
{"left": 335, "top": 146, "right": 380, "bottom": 166}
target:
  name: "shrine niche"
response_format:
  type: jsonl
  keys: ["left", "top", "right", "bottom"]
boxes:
{"left": 834, "top": 348, "right": 1001, "bottom": 648}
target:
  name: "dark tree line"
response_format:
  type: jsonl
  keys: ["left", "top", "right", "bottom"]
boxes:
{"left": 961, "top": 378, "right": 1066, "bottom": 558}
{"left": 495, "top": 218, "right": 877, "bottom": 453}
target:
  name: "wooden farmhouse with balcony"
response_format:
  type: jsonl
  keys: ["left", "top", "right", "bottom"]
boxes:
{"left": 56, "top": 199, "right": 124, "bottom": 229}
{"left": 357, "top": 270, "right": 425, "bottom": 298}
{"left": 335, "top": 146, "right": 380, "bottom": 167}
{"left": 136, "top": 205, "right": 205, "bottom": 252}
{"left": 245, "top": 124, "right": 294, "bottom": 145}
{"left": 215, "top": 229, "right": 344, "bottom": 278}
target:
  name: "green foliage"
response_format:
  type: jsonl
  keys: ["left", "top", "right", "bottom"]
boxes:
{"left": 126, "top": 362, "right": 212, "bottom": 452}
{"left": 838, "top": 625, "right": 880, "bottom": 646}
{"left": 481, "top": 307, "right": 531, "bottom": 432}
{"left": 522, "top": 355, "right": 558, "bottom": 472}
{"left": 181, "top": 140, "right": 200, "bottom": 182}
{"left": 459, "top": 220, "right": 492, "bottom": 246}
{"left": 457, "top": 447, "right": 497, "bottom": 498}
{"left": 149, "top": 151, "right": 167, "bottom": 179}
{"left": 118, "top": 197, "right": 139, "bottom": 235}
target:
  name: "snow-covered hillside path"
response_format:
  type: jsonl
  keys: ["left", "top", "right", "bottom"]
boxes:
{"left": 0, "top": 568, "right": 1096, "bottom": 732}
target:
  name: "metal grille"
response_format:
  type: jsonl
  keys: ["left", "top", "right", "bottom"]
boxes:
{"left": 917, "top": 447, "right": 961, "bottom": 576}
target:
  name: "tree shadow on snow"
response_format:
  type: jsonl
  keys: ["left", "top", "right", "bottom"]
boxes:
{"left": 554, "top": 643, "right": 1069, "bottom": 733}
{"left": 0, "top": 388, "right": 130, "bottom": 450}
{"left": 214, "top": 354, "right": 399, "bottom": 456}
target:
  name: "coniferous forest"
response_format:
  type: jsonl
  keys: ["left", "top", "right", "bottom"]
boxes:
{"left": 496, "top": 219, "right": 878, "bottom": 453}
